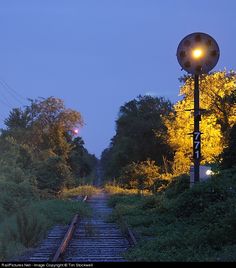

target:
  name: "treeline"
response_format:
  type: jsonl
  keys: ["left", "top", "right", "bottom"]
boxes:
{"left": 0, "top": 96, "right": 97, "bottom": 260}
{"left": 101, "top": 70, "right": 236, "bottom": 190}
{"left": 0, "top": 96, "right": 97, "bottom": 212}
{"left": 103, "top": 71, "right": 236, "bottom": 261}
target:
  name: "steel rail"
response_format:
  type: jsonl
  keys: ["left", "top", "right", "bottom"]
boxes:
{"left": 51, "top": 195, "right": 88, "bottom": 262}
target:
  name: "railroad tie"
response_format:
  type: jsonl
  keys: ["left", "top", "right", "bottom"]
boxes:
{"left": 63, "top": 192, "right": 130, "bottom": 262}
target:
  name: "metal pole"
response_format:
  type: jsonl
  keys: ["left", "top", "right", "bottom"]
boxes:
{"left": 193, "top": 74, "right": 200, "bottom": 183}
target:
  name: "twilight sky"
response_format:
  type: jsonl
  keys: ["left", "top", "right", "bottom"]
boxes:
{"left": 0, "top": 0, "right": 236, "bottom": 158}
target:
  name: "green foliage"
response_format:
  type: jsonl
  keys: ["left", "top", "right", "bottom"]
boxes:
{"left": 0, "top": 137, "right": 35, "bottom": 183}
{"left": 141, "top": 195, "right": 161, "bottom": 209}
{"left": 0, "top": 181, "right": 38, "bottom": 216}
{"left": 105, "top": 184, "right": 140, "bottom": 196}
{"left": 2, "top": 97, "right": 81, "bottom": 194}
{"left": 163, "top": 174, "right": 190, "bottom": 198}
{"left": 101, "top": 95, "right": 173, "bottom": 179}
{"left": 108, "top": 168, "right": 236, "bottom": 261}
{"left": 0, "top": 136, "right": 38, "bottom": 213}
{"left": 4, "top": 97, "right": 83, "bottom": 155}
{"left": 221, "top": 124, "right": 236, "bottom": 169}
{"left": 61, "top": 185, "right": 100, "bottom": 198}
{"left": 34, "top": 156, "right": 74, "bottom": 194}
{"left": 173, "top": 172, "right": 236, "bottom": 218}
{"left": 0, "top": 96, "right": 96, "bottom": 261}
{"left": 166, "top": 71, "right": 236, "bottom": 175}
{"left": 0, "top": 199, "right": 90, "bottom": 260}
{"left": 118, "top": 160, "right": 160, "bottom": 192}
{"left": 69, "top": 137, "right": 97, "bottom": 180}
{"left": 27, "top": 199, "right": 91, "bottom": 226}
{"left": 1, "top": 97, "right": 97, "bottom": 195}
{"left": 14, "top": 210, "right": 45, "bottom": 248}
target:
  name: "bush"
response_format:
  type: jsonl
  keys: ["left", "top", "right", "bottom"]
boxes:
{"left": 141, "top": 195, "right": 161, "bottom": 209}
{"left": 107, "top": 168, "right": 236, "bottom": 261}
{"left": 0, "top": 199, "right": 91, "bottom": 260}
{"left": 118, "top": 160, "right": 160, "bottom": 192}
{"left": 104, "top": 184, "right": 139, "bottom": 195}
{"left": 7, "top": 210, "right": 45, "bottom": 248}
{"left": 173, "top": 175, "right": 236, "bottom": 218}
{"left": 61, "top": 185, "right": 99, "bottom": 199}
{"left": 163, "top": 174, "right": 189, "bottom": 198}
{"left": 34, "top": 157, "right": 75, "bottom": 195}
{"left": 0, "top": 181, "right": 38, "bottom": 217}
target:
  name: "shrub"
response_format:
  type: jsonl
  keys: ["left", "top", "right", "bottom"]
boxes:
{"left": 61, "top": 185, "right": 99, "bottom": 199}
{"left": 34, "top": 156, "right": 76, "bottom": 195}
{"left": 6, "top": 210, "right": 45, "bottom": 248}
{"left": 118, "top": 160, "right": 160, "bottom": 192}
{"left": 108, "top": 167, "right": 236, "bottom": 261}
{"left": 173, "top": 176, "right": 235, "bottom": 218}
{"left": 0, "top": 181, "right": 38, "bottom": 217}
{"left": 104, "top": 184, "right": 139, "bottom": 195}
{"left": 0, "top": 199, "right": 91, "bottom": 260}
{"left": 141, "top": 196, "right": 161, "bottom": 209}
{"left": 163, "top": 174, "right": 189, "bottom": 198}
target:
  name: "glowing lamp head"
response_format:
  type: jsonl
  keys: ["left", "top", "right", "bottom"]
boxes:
{"left": 192, "top": 48, "right": 203, "bottom": 59}
{"left": 206, "top": 169, "right": 213, "bottom": 176}
{"left": 177, "top": 32, "right": 220, "bottom": 74}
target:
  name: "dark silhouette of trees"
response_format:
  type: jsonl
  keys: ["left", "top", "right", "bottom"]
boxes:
{"left": 101, "top": 95, "right": 173, "bottom": 179}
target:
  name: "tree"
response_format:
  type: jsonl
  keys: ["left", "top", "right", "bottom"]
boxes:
{"left": 34, "top": 156, "right": 74, "bottom": 194}
{"left": 0, "top": 136, "right": 35, "bottom": 185}
{"left": 221, "top": 124, "right": 236, "bottom": 169}
{"left": 5, "top": 97, "right": 83, "bottom": 157}
{"left": 101, "top": 95, "right": 173, "bottom": 179}
{"left": 180, "top": 71, "right": 236, "bottom": 143}
{"left": 0, "top": 136, "right": 38, "bottom": 215}
{"left": 166, "top": 71, "right": 236, "bottom": 175}
{"left": 2, "top": 97, "right": 85, "bottom": 194}
{"left": 69, "top": 137, "right": 97, "bottom": 179}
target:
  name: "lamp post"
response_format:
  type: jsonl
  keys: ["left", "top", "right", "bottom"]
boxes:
{"left": 176, "top": 32, "right": 220, "bottom": 183}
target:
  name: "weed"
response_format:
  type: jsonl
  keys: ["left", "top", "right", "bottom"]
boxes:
{"left": 0, "top": 199, "right": 91, "bottom": 260}
{"left": 107, "top": 168, "right": 236, "bottom": 261}
{"left": 61, "top": 185, "right": 99, "bottom": 199}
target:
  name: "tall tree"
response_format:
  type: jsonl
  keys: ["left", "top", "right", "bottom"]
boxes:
{"left": 166, "top": 71, "right": 236, "bottom": 175}
{"left": 101, "top": 95, "right": 173, "bottom": 178}
{"left": 69, "top": 137, "right": 97, "bottom": 179}
{"left": 4, "top": 97, "right": 83, "bottom": 159}
{"left": 2, "top": 97, "right": 84, "bottom": 193}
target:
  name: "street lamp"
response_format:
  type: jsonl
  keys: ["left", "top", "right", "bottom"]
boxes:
{"left": 192, "top": 48, "right": 203, "bottom": 59}
{"left": 176, "top": 32, "right": 220, "bottom": 183}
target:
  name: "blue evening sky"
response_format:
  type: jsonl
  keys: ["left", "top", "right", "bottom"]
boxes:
{"left": 0, "top": 0, "right": 235, "bottom": 157}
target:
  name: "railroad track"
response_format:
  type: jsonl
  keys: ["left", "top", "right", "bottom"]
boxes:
{"left": 21, "top": 191, "right": 136, "bottom": 262}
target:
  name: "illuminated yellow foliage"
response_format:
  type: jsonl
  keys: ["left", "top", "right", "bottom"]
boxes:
{"left": 166, "top": 71, "right": 236, "bottom": 175}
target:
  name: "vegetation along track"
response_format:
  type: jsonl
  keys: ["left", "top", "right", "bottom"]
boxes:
{"left": 21, "top": 190, "right": 136, "bottom": 262}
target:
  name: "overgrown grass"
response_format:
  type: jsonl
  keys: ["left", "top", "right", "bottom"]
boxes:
{"left": 0, "top": 199, "right": 91, "bottom": 261}
{"left": 108, "top": 169, "right": 236, "bottom": 261}
{"left": 0, "top": 180, "right": 38, "bottom": 218}
{"left": 61, "top": 185, "right": 100, "bottom": 199}
{"left": 104, "top": 184, "right": 150, "bottom": 195}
